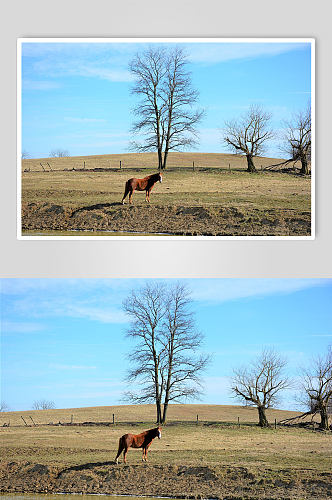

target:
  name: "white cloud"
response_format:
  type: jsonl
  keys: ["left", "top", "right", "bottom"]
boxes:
{"left": 1, "top": 321, "right": 45, "bottom": 333}
{"left": 190, "top": 279, "right": 330, "bottom": 303}
{"left": 64, "top": 117, "right": 107, "bottom": 123}
{"left": 189, "top": 42, "right": 309, "bottom": 65}
{"left": 50, "top": 363, "right": 96, "bottom": 370}
{"left": 23, "top": 80, "right": 62, "bottom": 90}
{"left": 67, "top": 305, "right": 128, "bottom": 324}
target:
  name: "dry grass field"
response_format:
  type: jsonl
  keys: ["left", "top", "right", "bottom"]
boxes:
{"left": 21, "top": 153, "right": 311, "bottom": 236}
{"left": 0, "top": 405, "right": 330, "bottom": 498}
{"left": 22, "top": 152, "right": 286, "bottom": 172}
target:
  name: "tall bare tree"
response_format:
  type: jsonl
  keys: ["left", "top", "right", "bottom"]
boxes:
{"left": 123, "top": 282, "right": 210, "bottom": 423}
{"left": 223, "top": 105, "right": 274, "bottom": 172}
{"left": 299, "top": 347, "right": 332, "bottom": 430}
{"left": 129, "top": 46, "right": 204, "bottom": 170}
{"left": 231, "top": 348, "right": 290, "bottom": 427}
{"left": 123, "top": 282, "right": 166, "bottom": 423}
{"left": 280, "top": 107, "right": 311, "bottom": 175}
{"left": 160, "top": 283, "right": 210, "bottom": 423}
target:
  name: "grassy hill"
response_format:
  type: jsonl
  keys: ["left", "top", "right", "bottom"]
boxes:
{"left": 22, "top": 151, "right": 287, "bottom": 172}
{"left": 0, "top": 403, "right": 314, "bottom": 427}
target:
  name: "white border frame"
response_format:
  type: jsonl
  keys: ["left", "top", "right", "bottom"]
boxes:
{"left": 17, "top": 37, "right": 315, "bottom": 241}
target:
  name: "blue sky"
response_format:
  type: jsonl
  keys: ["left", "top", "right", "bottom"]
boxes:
{"left": 1, "top": 279, "right": 330, "bottom": 412}
{"left": 20, "top": 40, "right": 312, "bottom": 159}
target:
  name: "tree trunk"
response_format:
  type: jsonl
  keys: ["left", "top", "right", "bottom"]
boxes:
{"left": 161, "top": 149, "right": 169, "bottom": 170}
{"left": 156, "top": 399, "right": 162, "bottom": 424}
{"left": 161, "top": 400, "right": 168, "bottom": 424}
{"left": 300, "top": 155, "right": 309, "bottom": 175}
{"left": 257, "top": 406, "right": 269, "bottom": 427}
{"left": 246, "top": 154, "right": 256, "bottom": 173}
{"left": 157, "top": 148, "right": 162, "bottom": 170}
{"left": 319, "top": 405, "right": 329, "bottom": 430}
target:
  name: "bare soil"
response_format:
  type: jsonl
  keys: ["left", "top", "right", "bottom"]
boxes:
{"left": 21, "top": 202, "right": 310, "bottom": 236}
{"left": 0, "top": 460, "right": 331, "bottom": 499}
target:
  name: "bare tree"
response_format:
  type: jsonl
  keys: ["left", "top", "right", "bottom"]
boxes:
{"left": 160, "top": 283, "right": 210, "bottom": 423}
{"left": 129, "top": 46, "right": 204, "bottom": 170}
{"left": 280, "top": 106, "right": 311, "bottom": 175}
{"left": 231, "top": 348, "right": 290, "bottom": 427}
{"left": 223, "top": 105, "right": 274, "bottom": 172}
{"left": 123, "top": 282, "right": 210, "bottom": 423}
{"left": 123, "top": 282, "right": 166, "bottom": 423}
{"left": 32, "top": 399, "right": 55, "bottom": 410}
{"left": 21, "top": 150, "right": 30, "bottom": 159}
{"left": 49, "top": 149, "right": 70, "bottom": 158}
{"left": 298, "top": 347, "right": 332, "bottom": 430}
{"left": 0, "top": 401, "right": 9, "bottom": 412}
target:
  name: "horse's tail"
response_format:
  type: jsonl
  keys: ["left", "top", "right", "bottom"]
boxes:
{"left": 115, "top": 436, "right": 124, "bottom": 463}
{"left": 121, "top": 181, "right": 130, "bottom": 204}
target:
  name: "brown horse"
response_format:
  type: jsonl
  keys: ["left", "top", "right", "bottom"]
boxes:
{"left": 115, "top": 426, "right": 162, "bottom": 464}
{"left": 121, "top": 172, "right": 162, "bottom": 204}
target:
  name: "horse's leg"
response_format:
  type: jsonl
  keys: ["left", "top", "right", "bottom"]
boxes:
{"left": 121, "top": 183, "right": 129, "bottom": 204}
{"left": 146, "top": 189, "right": 151, "bottom": 203}
{"left": 129, "top": 189, "right": 133, "bottom": 204}
{"left": 142, "top": 448, "right": 146, "bottom": 462}
{"left": 123, "top": 446, "right": 129, "bottom": 464}
{"left": 145, "top": 442, "right": 151, "bottom": 461}
{"left": 115, "top": 437, "right": 124, "bottom": 464}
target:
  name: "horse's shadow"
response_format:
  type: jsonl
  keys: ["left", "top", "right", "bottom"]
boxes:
{"left": 71, "top": 202, "right": 121, "bottom": 217}
{"left": 57, "top": 460, "right": 116, "bottom": 478}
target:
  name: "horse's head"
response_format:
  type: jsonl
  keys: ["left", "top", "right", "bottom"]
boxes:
{"left": 157, "top": 426, "right": 162, "bottom": 439}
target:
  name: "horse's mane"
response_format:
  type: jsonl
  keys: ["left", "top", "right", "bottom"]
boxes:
{"left": 144, "top": 173, "right": 160, "bottom": 180}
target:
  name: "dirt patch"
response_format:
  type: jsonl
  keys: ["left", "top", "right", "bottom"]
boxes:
{"left": 21, "top": 202, "right": 311, "bottom": 236}
{"left": 0, "top": 461, "right": 331, "bottom": 499}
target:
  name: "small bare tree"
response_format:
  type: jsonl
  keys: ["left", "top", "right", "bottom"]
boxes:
{"left": 231, "top": 348, "right": 290, "bottom": 427}
{"left": 0, "top": 401, "right": 9, "bottom": 412}
{"left": 49, "top": 149, "right": 70, "bottom": 158}
{"left": 129, "top": 46, "right": 204, "bottom": 170}
{"left": 299, "top": 347, "right": 332, "bottom": 430}
{"left": 21, "top": 150, "right": 30, "bottom": 159}
{"left": 280, "top": 107, "right": 311, "bottom": 175}
{"left": 32, "top": 399, "right": 55, "bottom": 410}
{"left": 123, "top": 282, "right": 210, "bottom": 423}
{"left": 223, "top": 105, "right": 274, "bottom": 172}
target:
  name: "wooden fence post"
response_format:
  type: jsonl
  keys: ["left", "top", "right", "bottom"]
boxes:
{"left": 196, "top": 414, "right": 199, "bottom": 424}
{"left": 21, "top": 416, "right": 28, "bottom": 426}
{"left": 193, "top": 161, "right": 195, "bottom": 171}
{"left": 274, "top": 418, "right": 277, "bottom": 429}
{"left": 29, "top": 416, "right": 36, "bottom": 426}
{"left": 238, "top": 416, "right": 240, "bottom": 428}
{"left": 113, "top": 413, "right": 115, "bottom": 424}
{"left": 229, "top": 163, "right": 231, "bottom": 172}
{"left": 71, "top": 414, "right": 73, "bottom": 424}
{"left": 120, "top": 160, "right": 122, "bottom": 169}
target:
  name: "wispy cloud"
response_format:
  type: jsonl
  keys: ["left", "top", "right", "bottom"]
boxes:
{"left": 23, "top": 80, "right": 62, "bottom": 90}
{"left": 64, "top": 117, "right": 107, "bottom": 123}
{"left": 2, "top": 321, "right": 46, "bottom": 333}
{"left": 50, "top": 363, "right": 97, "bottom": 370}
{"left": 189, "top": 42, "right": 309, "bottom": 65}
{"left": 190, "top": 279, "right": 330, "bottom": 303}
